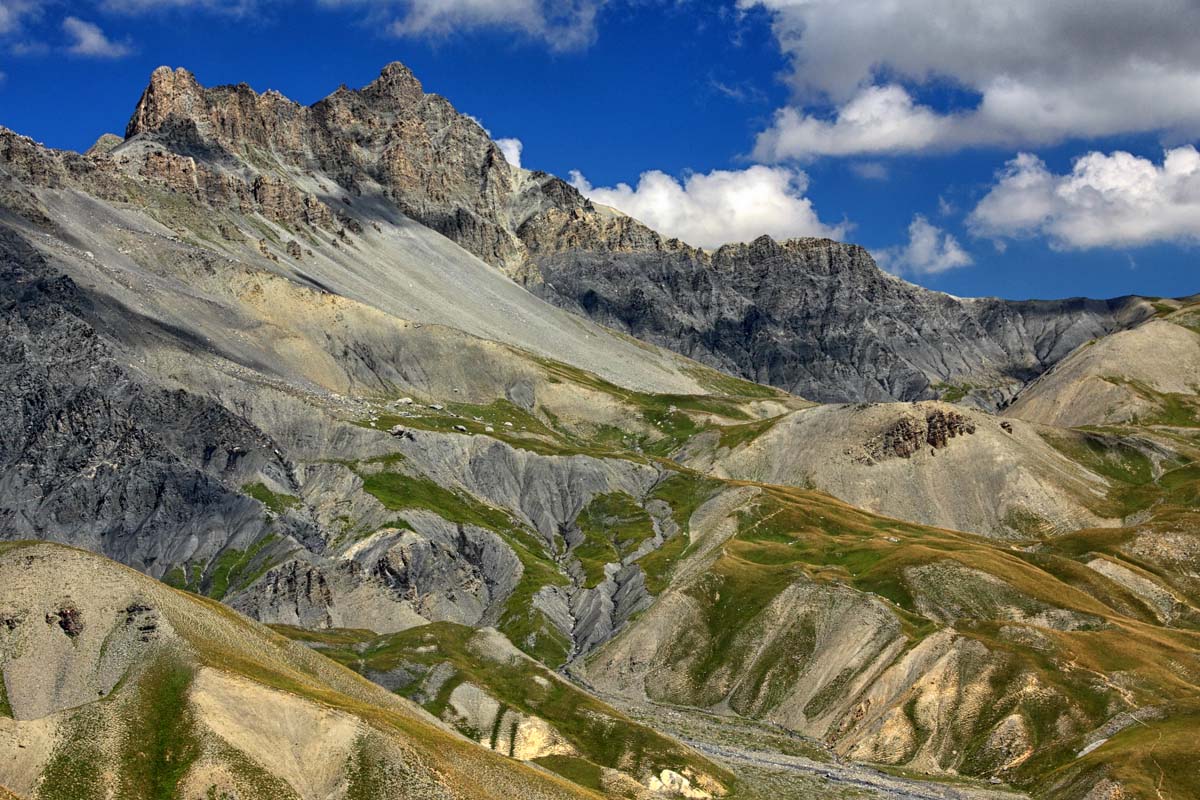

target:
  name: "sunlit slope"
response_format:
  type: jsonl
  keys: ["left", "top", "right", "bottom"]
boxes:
{"left": 681, "top": 400, "right": 1120, "bottom": 538}
{"left": 579, "top": 474, "right": 1200, "bottom": 799}
{"left": 1008, "top": 305, "right": 1200, "bottom": 429}
{"left": 277, "top": 622, "right": 730, "bottom": 798}
{"left": 0, "top": 542, "right": 601, "bottom": 800}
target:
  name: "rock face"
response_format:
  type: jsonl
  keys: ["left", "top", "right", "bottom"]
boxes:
{"left": 529, "top": 237, "right": 1151, "bottom": 406}
{"left": 112, "top": 64, "right": 1156, "bottom": 407}
{"left": 122, "top": 63, "right": 582, "bottom": 274}
{"left": 863, "top": 407, "right": 976, "bottom": 462}
{"left": 0, "top": 229, "right": 307, "bottom": 574}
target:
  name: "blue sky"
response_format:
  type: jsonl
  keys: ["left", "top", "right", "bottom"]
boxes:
{"left": 1, "top": 0, "right": 1197, "bottom": 301}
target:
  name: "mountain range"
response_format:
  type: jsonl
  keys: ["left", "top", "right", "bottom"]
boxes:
{"left": 1, "top": 62, "right": 1198, "bottom": 800}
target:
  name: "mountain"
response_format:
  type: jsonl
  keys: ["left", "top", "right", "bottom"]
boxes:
{"left": 1, "top": 62, "right": 1199, "bottom": 800}
{"left": 112, "top": 63, "right": 1156, "bottom": 409}
{"left": 1007, "top": 301, "right": 1200, "bottom": 428}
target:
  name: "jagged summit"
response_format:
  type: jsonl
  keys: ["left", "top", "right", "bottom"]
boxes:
{"left": 7, "top": 62, "right": 1159, "bottom": 408}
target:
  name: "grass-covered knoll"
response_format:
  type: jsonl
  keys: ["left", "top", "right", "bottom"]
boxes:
{"left": 0, "top": 670, "right": 10, "bottom": 719}
{"left": 532, "top": 356, "right": 788, "bottom": 458}
{"left": 932, "top": 381, "right": 973, "bottom": 403}
{"left": 359, "top": 470, "right": 516, "bottom": 532}
{"left": 1038, "top": 428, "right": 1166, "bottom": 519}
{"left": 274, "top": 622, "right": 730, "bottom": 794}
{"left": 715, "top": 415, "right": 783, "bottom": 450}
{"left": 572, "top": 492, "right": 655, "bottom": 587}
{"left": 497, "top": 545, "right": 572, "bottom": 667}
{"left": 681, "top": 364, "right": 785, "bottom": 399}
{"left": 1153, "top": 298, "right": 1200, "bottom": 333}
{"left": 636, "top": 472, "right": 723, "bottom": 593}
{"left": 36, "top": 705, "right": 109, "bottom": 800}
{"left": 365, "top": 400, "right": 604, "bottom": 459}
{"left": 1043, "top": 706, "right": 1200, "bottom": 800}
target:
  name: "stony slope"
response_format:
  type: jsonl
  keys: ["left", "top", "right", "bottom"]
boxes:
{"left": 1007, "top": 306, "right": 1200, "bottom": 429}
{"left": 679, "top": 401, "right": 1120, "bottom": 538}
{"left": 0, "top": 541, "right": 618, "bottom": 800}
{"left": 0, "top": 111, "right": 792, "bottom": 671}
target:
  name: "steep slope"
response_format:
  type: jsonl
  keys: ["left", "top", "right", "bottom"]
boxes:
{"left": 0, "top": 541, "right": 616, "bottom": 800}
{"left": 1008, "top": 306, "right": 1200, "bottom": 429}
{"left": 577, "top": 480, "right": 1200, "bottom": 800}
{"left": 680, "top": 401, "right": 1120, "bottom": 538}
{"left": 1, "top": 61, "right": 1197, "bottom": 800}
{"left": 277, "top": 623, "right": 729, "bottom": 797}
{"left": 108, "top": 63, "right": 1161, "bottom": 407}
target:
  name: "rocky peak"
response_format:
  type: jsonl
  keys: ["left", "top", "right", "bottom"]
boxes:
{"left": 362, "top": 61, "right": 426, "bottom": 104}
{"left": 125, "top": 66, "right": 205, "bottom": 139}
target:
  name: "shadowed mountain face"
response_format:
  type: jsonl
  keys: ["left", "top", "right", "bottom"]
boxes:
{"left": 113, "top": 63, "right": 1153, "bottom": 408}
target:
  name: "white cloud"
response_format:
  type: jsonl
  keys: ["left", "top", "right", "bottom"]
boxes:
{"left": 753, "top": 86, "right": 944, "bottom": 160}
{"left": 320, "top": 0, "right": 604, "bottom": 50}
{"left": 63, "top": 17, "right": 131, "bottom": 58}
{"left": 742, "top": 0, "right": 1200, "bottom": 157}
{"left": 0, "top": 0, "right": 39, "bottom": 36}
{"left": 848, "top": 161, "right": 888, "bottom": 181}
{"left": 969, "top": 146, "right": 1200, "bottom": 250}
{"left": 569, "top": 165, "right": 844, "bottom": 249}
{"left": 876, "top": 215, "right": 972, "bottom": 275}
{"left": 495, "top": 137, "right": 522, "bottom": 168}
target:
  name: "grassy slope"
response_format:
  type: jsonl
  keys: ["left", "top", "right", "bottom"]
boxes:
{"left": 596, "top": 475, "right": 1200, "bottom": 794}
{"left": 0, "top": 542, "right": 602, "bottom": 800}
{"left": 274, "top": 622, "right": 730, "bottom": 794}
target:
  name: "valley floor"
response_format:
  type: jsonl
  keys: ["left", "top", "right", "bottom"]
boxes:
{"left": 610, "top": 698, "right": 1029, "bottom": 800}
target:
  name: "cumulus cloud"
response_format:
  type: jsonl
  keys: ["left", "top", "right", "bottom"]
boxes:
{"left": 63, "top": 16, "right": 131, "bottom": 58}
{"left": 754, "top": 85, "right": 946, "bottom": 160}
{"left": 495, "top": 137, "right": 522, "bottom": 168}
{"left": 741, "top": 0, "right": 1200, "bottom": 158}
{"left": 320, "top": 0, "right": 604, "bottom": 50}
{"left": 969, "top": 146, "right": 1200, "bottom": 250}
{"left": 876, "top": 215, "right": 972, "bottom": 275}
{"left": 569, "top": 165, "right": 844, "bottom": 249}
